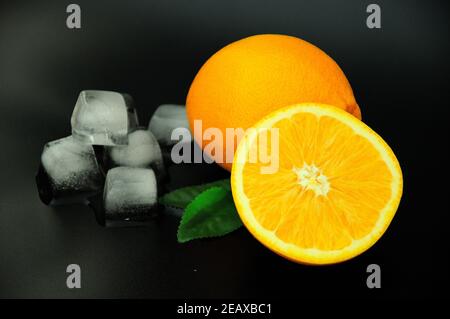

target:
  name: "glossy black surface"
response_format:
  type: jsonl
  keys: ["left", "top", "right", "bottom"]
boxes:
{"left": 0, "top": 0, "right": 448, "bottom": 298}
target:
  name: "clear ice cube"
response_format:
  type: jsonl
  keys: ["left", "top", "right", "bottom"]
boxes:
{"left": 148, "top": 104, "right": 189, "bottom": 146}
{"left": 107, "top": 129, "right": 165, "bottom": 178}
{"left": 102, "top": 167, "right": 158, "bottom": 226}
{"left": 71, "top": 90, "right": 139, "bottom": 146}
{"left": 36, "top": 136, "right": 104, "bottom": 205}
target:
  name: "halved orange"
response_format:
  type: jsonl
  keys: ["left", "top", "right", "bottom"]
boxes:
{"left": 231, "top": 103, "right": 402, "bottom": 265}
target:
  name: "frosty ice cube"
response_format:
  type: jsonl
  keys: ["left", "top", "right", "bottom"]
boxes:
{"left": 107, "top": 129, "right": 165, "bottom": 178}
{"left": 71, "top": 90, "right": 139, "bottom": 146}
{"left": 148, "top": 104, "right": 190, "bottom": 146}
{"left": 36, "top": 136, "right": 104, "bottom": 205}
{"left": 100, "top": 167, "right": 158, "bottom": 226}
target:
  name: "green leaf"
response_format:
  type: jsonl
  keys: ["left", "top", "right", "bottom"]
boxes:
{"left": 159, "top": 179, "right": 230, "bottom": 209}
{"left": 177, "top": 186, "right": 242, "bottom": 243}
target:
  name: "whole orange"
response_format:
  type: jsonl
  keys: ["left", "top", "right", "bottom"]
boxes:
{"left": 186, "top": 34, "right": 361, "bottom": 171}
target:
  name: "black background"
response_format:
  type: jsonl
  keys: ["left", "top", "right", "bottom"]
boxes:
{"left": 0, "top": 0, "right": 448, "bottom": 299}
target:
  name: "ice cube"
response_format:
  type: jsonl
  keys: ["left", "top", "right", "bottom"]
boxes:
{"left": 71, "top": 90, "right": 139, "bottom": 146}
{"left": 101, "top": 167, "right": 158, "bottom": 226}
{"left": 36, "top": 136, "right": 104, "bottom": 205}
{"left": 148, "top": 104, "right": 190, "bottom": 146}
{"left": 107, "top": 129, "right": 165, "bottom": 178}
